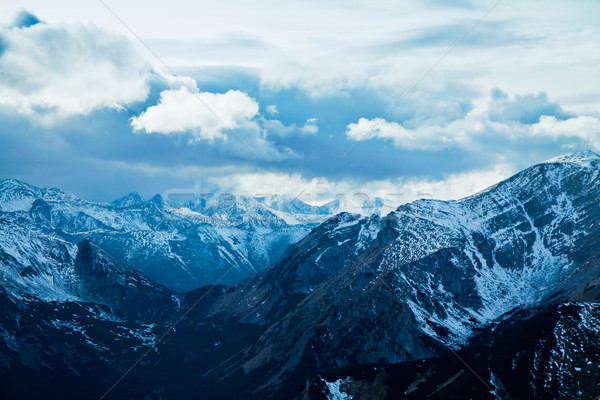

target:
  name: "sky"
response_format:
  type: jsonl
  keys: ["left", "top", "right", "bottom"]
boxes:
{"left": 0, "top": 0, "right": 599, "bottom": 207}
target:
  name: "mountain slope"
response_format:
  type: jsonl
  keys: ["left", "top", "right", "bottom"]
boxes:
{"left": 187, "top": 151, "right": 600, "bottom": 398}
{"left": 0, "top": 220, "right": 181, "bottom": 399}
{"left": 302, "top": 302, "right": 600, "bottom": 400}
{"left": 0, "top": 218, "right": 179, "bottom": 314}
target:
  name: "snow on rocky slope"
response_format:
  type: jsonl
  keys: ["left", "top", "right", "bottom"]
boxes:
{"left": 193, "top": 151, "right": 600, "bottom": 397}
{"left": 0, "top": 219, "right": 181, "bottom": 399}
{"left": 382, "top": 150, "right": 598, "bottom": 346}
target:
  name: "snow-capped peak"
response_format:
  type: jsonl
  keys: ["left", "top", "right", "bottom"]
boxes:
{"left": 112, "top": 192, "right": 144, "bottom": 208}
{"left": 0, "top": 178, "right": 43, "bottom": 211}
{"left": 542, "top": 150, "right": 600, "bottom": 166}
{"left": 148, "top": 193, "right": 165, "bottom": 208}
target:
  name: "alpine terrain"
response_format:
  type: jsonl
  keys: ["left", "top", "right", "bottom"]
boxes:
{"left": 0, "top": 180, "right": 346, "bottom": 292}
{"left": 1, "top": 151, "right": 600, "bottom": 399}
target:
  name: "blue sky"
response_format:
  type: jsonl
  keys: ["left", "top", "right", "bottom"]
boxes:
{"left": 0, "top": 1, "right": 599, "bottom": 206}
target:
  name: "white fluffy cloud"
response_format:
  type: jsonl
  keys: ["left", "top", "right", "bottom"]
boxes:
{"left": 346, "top": 117, "right": 410, "bottom": 143}
{"left": 346, "top": 117, "right": 473, "bottom": 150}
{"left": 0, "top": 19, "right": 151, "bottom": 118}
{"left": 130, "top": 77, "right": 318, "bottom": 159}
{"left": 532, "top": 115, "right": 600, "bottom": 149}
{"left": 130, "top": 87, "right": 259, "bottom": 141}
{"left": 346, "top": 90, "right": 600, "bottom": 151}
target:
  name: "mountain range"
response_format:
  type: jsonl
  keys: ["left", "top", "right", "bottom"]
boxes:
{"left": 1, "top": 151, "right": 600, "bottom": 399}
{"left": 0, "top": 179, "right": 369, "bottom": 292}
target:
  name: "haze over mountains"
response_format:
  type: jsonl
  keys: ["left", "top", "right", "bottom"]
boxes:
{"left": 1, "top": 152, "right": 600, "bottom": 399}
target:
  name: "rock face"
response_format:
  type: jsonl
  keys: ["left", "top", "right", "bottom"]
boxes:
{"left": 304, "top": 303, "right": 600, "bottom": 400}
{"left": 1, "top": 151, "right": 600, "bottom": 399}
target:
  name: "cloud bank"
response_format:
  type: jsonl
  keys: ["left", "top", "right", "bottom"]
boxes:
{"left": 0, "top": 5, "right": 598, "bottom": 206}
{"left": 346, "top": 89, "right": 600, "bottom": 151}
{"left": 205, "top": 163, "right": 515, "bottom": 213}
{"left": 0, "top": 14, "right": 317, "bottom": 162}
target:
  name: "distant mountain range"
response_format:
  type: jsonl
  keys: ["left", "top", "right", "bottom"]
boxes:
{"left": 1, "top": 151, "right": 600, "bottom": 399}
{"left": 0, "top": 179, "right": 389, "bottom": 292}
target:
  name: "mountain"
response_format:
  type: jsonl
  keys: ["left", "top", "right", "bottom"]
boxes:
{"left": 0, "top": 217, "right": 173, "bottom": 307}
{"left": 2, "top": 151, "right": 600, "bottom": 399}
{"left": 112, "top": 191, "right": 144, "bottom": 208}
{"left": 0, "top": 180, "right": 329, "bottom": 291}
{"left": 0, "top": 219, "right": 181, "bottom": 399}
{"left": 153, "top": 150, "right": 600, "bottom": 398}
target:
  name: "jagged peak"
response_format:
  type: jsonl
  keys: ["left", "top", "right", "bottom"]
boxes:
{"left": 0, "top": 179, "right": 44, "bottom": 212}
{"left": 456, "top": 151, "right": 600, "bottom": 204}
{"left": 0, "top": 179, "right": 78, "bottom": 200}
{"left": 149, "top": 193, "right": 165, "bottom": 207}
{"left": 112, "top": 191, "right": 143, "bottom": 208}
{"left": 0, "top": 178, "right": 40, "bottom": 190}
{"left": 326, "top": 211, "right": 362, "bottom": 225}
{"left": 123, "top": 191, "right": 142, "bottom": 200}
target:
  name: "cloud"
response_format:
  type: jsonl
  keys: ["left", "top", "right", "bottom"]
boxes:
{"left": 532, "top": 115, "right": 600, "bottom": 149}
{"left": 214, "top": 122, "right": 302, "bottom": 161}
{"left": 302, "top": 118, "right": 319, "bottom": 135}
{"left": 249, "top": 3, "right": 599, "bottom": 100}
{"left": 423, "top": 0, "right": 475, "bottom": 8}
{"left": 130, "top": 75, "right": 318, "bottom": 159}
{"left": 345, "top": 117, "right": 472, "bottom": 150}
{"left": 0, "top": 15, "right": 152, "bottom": 118}
{"left": 346, "top": 117, "right": 410, "bottom": 144}
{"left": 266, "top": 105, "right": 278, "bottom": 115}
{"left": 346, "top": 89, "right": 600, "bottom": 151}
{"left": 488, "top": 88, "right": 573, "bottom": 124}
{"left": 4, "top": 1, "right": 595, "bottom": 110}
{"left": 130, "top": 87, "right": 259, "bottom": 141}
{"left": 13, "top": 11, "right": 42, "bottom": 29}
{"left": 261, "top": 117, "right": 318, "bottom": 137}
{"left": 390, "top": 88, "right": 474, "bottom": 128}
{"left": 377, "top": 21, "right": 536, "bottom": 52}
{"left": 206, "top": 163, "right": 515, "bottom": 213}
